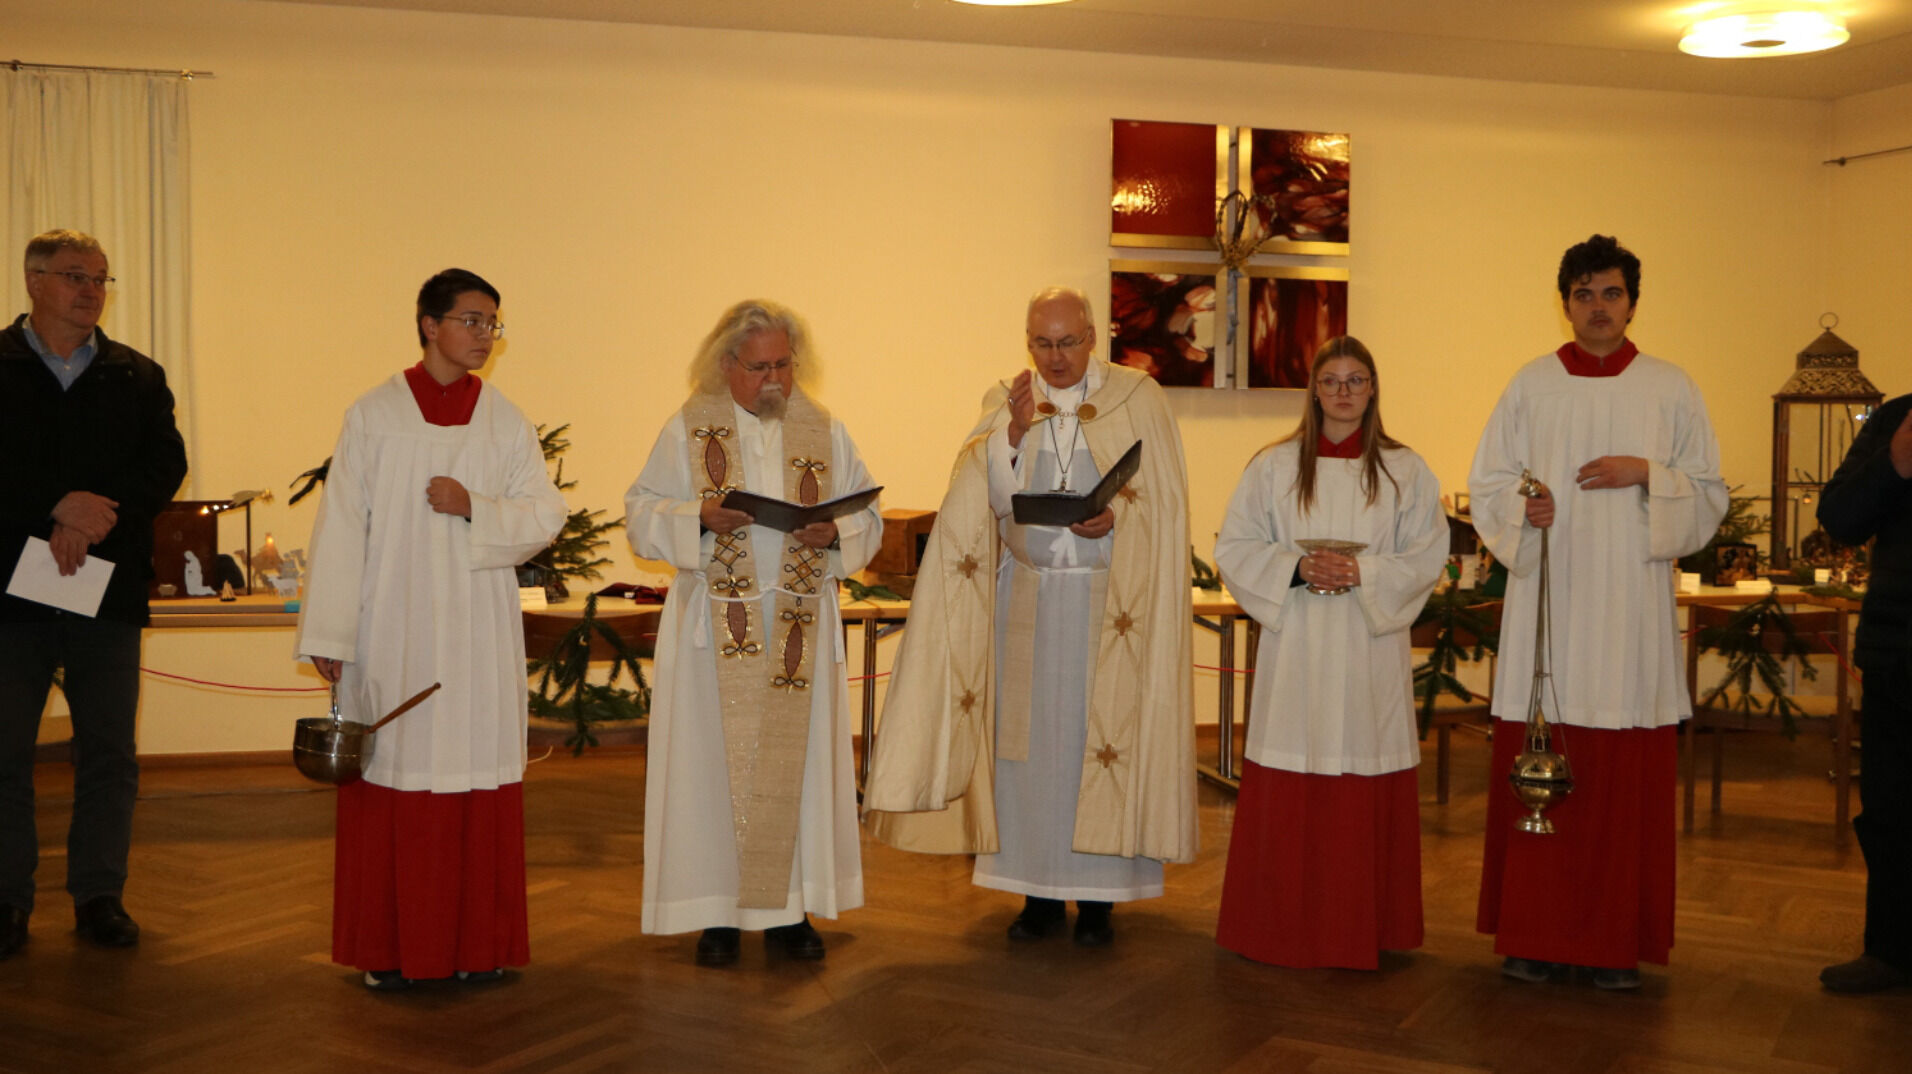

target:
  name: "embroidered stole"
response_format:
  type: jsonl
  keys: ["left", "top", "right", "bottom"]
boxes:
{"left": 683, "top": 391, "right": 832, "bottom": 909}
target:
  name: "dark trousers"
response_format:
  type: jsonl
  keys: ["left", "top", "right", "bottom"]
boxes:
{"left": 1855, "top": 655, "right": 1912, "bottom": 970}
{"left": 0, "top": 617, "right": 142, "bottom": 913}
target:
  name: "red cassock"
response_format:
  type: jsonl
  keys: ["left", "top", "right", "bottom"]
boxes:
{"left": 1477, "top": 722, "right": 1677, "bottom": 967}
{"left": 1218, "top": 762, "right": 1424, "bottom": 969}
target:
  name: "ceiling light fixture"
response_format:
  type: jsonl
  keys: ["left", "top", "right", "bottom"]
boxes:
{"left": 948, "top": 1, "right": 1075, "bottom": 7}
{"left": 1679, "top": 6, "right": 1850, "bottom": 58}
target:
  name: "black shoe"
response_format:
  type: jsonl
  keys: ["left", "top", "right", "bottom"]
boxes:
{"left": 1591, "top": 967, "right": 1642, "bottom": 991}
{"left": 362, "top": 969, "right": 414, "bottom": 991}
{"left": 695, "top": 927, "right": 741, "bottom": 967}
{"left": 1821, "top": 955, "right": 1909, "bottom": 994}
{"left": 456, "top": 967, "right": 507, "bottom": 984}
{"left": 1073, "top": 901, "right": 1114, "bottom": 947}
{"left": 765, "top": 917, "right": 826, "bottom": 961}
{"left": 74, "top": 896, "right": 139, "bottom": 948}
{"left": 0, "top": 905, "right": 26, "bottom": 960}
{"left": 1007, "top": 896, "right": 1066, "bottom": 941}
{"left": 1501, "top": 956, "right": 1556, "bottom": 983}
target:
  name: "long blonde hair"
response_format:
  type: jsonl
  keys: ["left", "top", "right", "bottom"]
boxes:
{"left": 1280, "top": 335, "right": 1403, "bottom": 514}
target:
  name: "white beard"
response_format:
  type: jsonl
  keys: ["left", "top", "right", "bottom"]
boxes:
{"left": 752, "top": 382, "right": 788, "bottom": 421}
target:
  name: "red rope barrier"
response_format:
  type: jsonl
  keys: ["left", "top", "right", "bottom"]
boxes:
{"left": 139, "top": 667, "right": 328, "bottom": 692}
{"left": 1813, "top": 631, "right": 1866, "bottom": 686}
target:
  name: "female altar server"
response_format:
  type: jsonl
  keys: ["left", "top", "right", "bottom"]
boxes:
{"left": 297, "top": 269, "right": 566, "bottom": 989}
{"left": 1213, "top": 336, "right": 1447, "bottom": 969}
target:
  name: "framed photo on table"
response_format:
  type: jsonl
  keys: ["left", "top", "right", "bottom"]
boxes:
{"left": 1236, "top": 266, "right": 1349, "bottom": 390}
{"left": 1109, "top": 261, "right": 1221, "bottom": 388}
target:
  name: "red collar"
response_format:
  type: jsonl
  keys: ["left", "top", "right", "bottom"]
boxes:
{"left": 404, "top": 362, "right": 482, "bottom": 426}
{"left": 1317, "top": 431, "right": 1362, "bottom": 459}
{"left": 1555, "top": 339, "right": 1638, "bottom": 377}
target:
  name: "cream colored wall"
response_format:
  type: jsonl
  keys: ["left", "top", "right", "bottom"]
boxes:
{"left": 11, "top": 1, "right": 1887, "bottom": 753}
{"left": 1829, "top": 82, "right": 1912, "bottom": 400}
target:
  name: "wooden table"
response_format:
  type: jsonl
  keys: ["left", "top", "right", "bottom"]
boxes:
{"left": 1677, "top": 586, "right": 1861, "bottom": 841}
{"left": 557, "top": 594, "right": 910, "bottom": 787}
{"left": 147, "top": 593, "right": 299, "bottom": 628}
{"left": 1192, "top": 593, "right": 1253, "bottom": 791}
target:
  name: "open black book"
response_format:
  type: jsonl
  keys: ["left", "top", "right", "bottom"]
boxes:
{"left": 719, "top": 486, "right": 883, "bottom": 533}
{"left": 1011, "top": 440, "right": 1142, "bottom": 527}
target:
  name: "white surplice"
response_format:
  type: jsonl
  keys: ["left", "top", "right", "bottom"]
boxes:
{"left": 625, "top": 401, "right": 882, "bottom": 934}
{"left": 971, "top": 364, "right": 1164, "bottom": 901}
{"left": 1469, "top": 353, "right": 1727, "bottom": 730}
{"left": 1214, "top": 441, "right": 1449, "bottom": 776}
{"left": 295, "top": 375, "right": 567, "bottom": 792}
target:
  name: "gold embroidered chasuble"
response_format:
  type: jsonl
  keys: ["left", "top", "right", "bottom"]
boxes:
{"left": 682, "top": 390, "right": 833, "bottom": 908}
{"left": 864, "top": 364, "right": 1198, "bottom": 864}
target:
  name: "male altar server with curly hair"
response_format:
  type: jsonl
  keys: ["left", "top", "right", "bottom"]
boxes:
{"left": 1471, "top": 236, "right": 1726, "bottom": 990}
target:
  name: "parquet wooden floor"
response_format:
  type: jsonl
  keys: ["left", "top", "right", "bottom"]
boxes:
{"left": 1, "top": 728, "right": 1901, "bottom": 1074}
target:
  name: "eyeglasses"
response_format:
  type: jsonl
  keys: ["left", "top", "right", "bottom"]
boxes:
{"left": 1029, "top": 333, "right": 1090, "bottom": 356}
{"left": 735, "top": 357, "right": 796, "bottom": 377}
{"left": 31, "top": 268, "right": 115, "bottom": 290}
{"left": 441, "top": 313, "right": 504, "bottom": 340}
{"left": 1315, "top": 374, "right": 1371, "bottom": 395}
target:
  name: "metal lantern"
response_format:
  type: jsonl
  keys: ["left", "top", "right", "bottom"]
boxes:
{"left": 1770, "top": 315, "right": 1882, "bottom": 575}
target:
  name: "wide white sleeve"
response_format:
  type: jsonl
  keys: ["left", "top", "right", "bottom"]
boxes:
{"left": 294, "top": 407, "right": 373, "bottom": 663}
{"left": 1468, "top": 378, "right": 1542, "bottom": 577}
{"left": 1645, "top": 375, "right": 1729, "bottom": 562}
{"left": 466, "top": 415, "right": 570, "bottom": 569}
{"left": 1354, "top": 459, "right": 1449, "bottom": 637}
{"left": 972, "top": 384, "right": 1022, "bottom": 520}
{"left": 1213, "top": 449, "right": 1303, "bottom": 632}
{"left": 624, "top": 414, "right": 709, "bottom": 571}
{"left": 828, "top": 420, "right": 884, "bottom": 578}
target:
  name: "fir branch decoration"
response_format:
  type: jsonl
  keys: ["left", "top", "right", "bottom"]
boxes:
{"left": 843, "top": 577, "right": 905, "bottom": 602}
{"left": 523, "top": 424, "right": 622, "bottom": 587}
{"left": 1695, "top": 593, "right": 1817, "bottom": 739}
{"left": 1411, "top": 591, "right": 1499, "bottom": 735}
{"left": 527, "top": 592, "right": 652, "bottom": 755}
{"left": 288, "top": 459, "right": 331, "bottom": 505}
{"left": 1191, "top": 549, "right": 1222, "bottom": 592}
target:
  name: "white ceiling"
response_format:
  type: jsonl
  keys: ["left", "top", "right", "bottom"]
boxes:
{"left": 287, "top": 0, "right": 1912, "bottom": 100}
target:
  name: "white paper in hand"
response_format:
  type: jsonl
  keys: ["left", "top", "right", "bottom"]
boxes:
{"left": 6, "top": 537, "right": 114, "bottom": 617}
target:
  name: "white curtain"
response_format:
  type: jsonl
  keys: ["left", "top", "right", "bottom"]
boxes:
{"left": 3, "top": 68, "right": 195, "bottom": 491}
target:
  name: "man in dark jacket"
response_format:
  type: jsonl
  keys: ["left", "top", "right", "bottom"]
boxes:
{"left": 0, "top": 229, "right": 188, "bottom": 960}
{"left": 1817, "top": 393, "right": 1912, "bottom": 993}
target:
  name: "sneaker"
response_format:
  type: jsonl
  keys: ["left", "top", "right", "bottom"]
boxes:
{"left": 1820, "top": 955, "right": 1909, "bottom": 994}
{"left": 362, "top": 969, "right": 413, "bottom": 991}
{"left": 1501, "top": 956, "right": 1556, "bottom": 983}
{"left": 1592, "top": 967, "right": 1642, "bottom": 991}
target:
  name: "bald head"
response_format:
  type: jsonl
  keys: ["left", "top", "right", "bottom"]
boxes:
{"left": 1025, "top": 285, "right": 1097, "bottom": 391}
